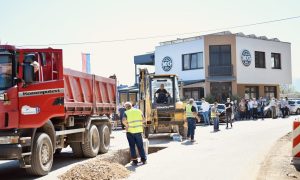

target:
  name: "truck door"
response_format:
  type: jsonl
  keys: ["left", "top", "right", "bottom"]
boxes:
{"left": 18, "top": 50, "right": 65, "bottom": 128}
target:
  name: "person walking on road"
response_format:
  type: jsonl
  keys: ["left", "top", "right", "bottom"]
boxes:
{"left": 270, "top": 97, "right": 277, "bottom": 119}
{"left": 185, "top": 98, "right": 200, "bottom": 142}
{"left": 225, "top": 98, "right": 233, "bottom": 129}
{"left": 123, "top": 102, "right": 147, "bottom": 165}
{"left": 201, "top": 98, "right": 210, "bottom": 125}
{"left": 211, "top": 102, "right": 220, "bottom": 132}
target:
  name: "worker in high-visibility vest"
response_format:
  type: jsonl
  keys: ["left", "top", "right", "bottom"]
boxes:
{"left": 186, "top": 98, "right": 200, "bottom": 142}
{"left": 123, "top": 102, "right": 147, "bottom": 165}
{"left": 211, "top": 102, "right": 220, "bottom": 132}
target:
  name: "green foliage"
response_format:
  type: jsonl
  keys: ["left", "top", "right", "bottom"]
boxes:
{"left": 205, "top": 94, "right": 216, "bottom": 104}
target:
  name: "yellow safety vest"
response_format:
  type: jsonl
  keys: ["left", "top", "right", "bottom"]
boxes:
{"left": 125, "top": 108, "right": 144, "bottom": 134}
{"left": 186, "top": 104, "right": 194, "bottom": 118}
{"left": 211, "top": 106, "right": 217, "bottom": 118}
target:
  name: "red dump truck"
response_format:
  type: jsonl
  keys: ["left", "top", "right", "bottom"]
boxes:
{"left": 0, "top": 45, "right": 116, "bottom": 175}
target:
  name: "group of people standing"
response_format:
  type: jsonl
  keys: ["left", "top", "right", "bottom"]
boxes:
{"left": 237, "top": 97, "right": 266, "bottom": 120}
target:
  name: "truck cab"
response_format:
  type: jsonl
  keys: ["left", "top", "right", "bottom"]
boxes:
{"left": 0, "top": 45, "right": 115, "bottom": 176}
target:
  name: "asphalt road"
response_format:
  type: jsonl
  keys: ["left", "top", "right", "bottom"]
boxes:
{"left": 0, "top": 116, "right": 298, "bottom": 180}
{"left": 127, "top": 116, "right": 300, "bottom": 180}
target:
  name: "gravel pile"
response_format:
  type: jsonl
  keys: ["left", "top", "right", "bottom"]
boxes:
{"left": 59, "top": 149, "right": 131, "bottom": 180}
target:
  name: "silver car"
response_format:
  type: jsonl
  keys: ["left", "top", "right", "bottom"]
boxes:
{"left": 289, "top": 99, "right": 300, "bottom": 115}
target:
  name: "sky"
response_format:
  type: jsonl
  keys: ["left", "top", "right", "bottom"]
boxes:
{"left": 0, "top": 0, "right": 299, "bottom": 90}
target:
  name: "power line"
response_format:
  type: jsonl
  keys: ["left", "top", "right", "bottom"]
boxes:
{"left": 17, "top": 15, "right": 300, "bottom": 47}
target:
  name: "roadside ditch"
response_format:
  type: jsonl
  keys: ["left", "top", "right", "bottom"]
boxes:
{"left": 59, "top": 146, "right": 166, "bottom": 180}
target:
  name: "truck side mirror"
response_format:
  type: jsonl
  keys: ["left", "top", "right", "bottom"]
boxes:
{"left": 23, "top": 63, "right": 34, "bottom": 84}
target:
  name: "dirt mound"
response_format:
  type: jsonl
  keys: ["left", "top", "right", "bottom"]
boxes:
{"left": 59, "top": 149, "right": 131, "bottom": 180}
{"left": 60, "top": 160, "right": 130, "bottom": 180}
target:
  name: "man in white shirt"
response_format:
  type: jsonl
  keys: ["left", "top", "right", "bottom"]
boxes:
{"left": 201, "top": 98, "right": 210, "bottom": 125}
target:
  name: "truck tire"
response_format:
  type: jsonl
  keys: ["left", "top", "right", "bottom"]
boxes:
{"left": 98, "top": 124, "right": 110, "bottom": 154}
{"left": 70, "top": 143, "right": 83, "bottom": 158}
{"left": 297, "top": 109, "right": 300, "bottom": 115}
{"left": 295, "top": 164, "right": 300, "bottom": 171}
{"left": 144, "top": 127, "right": 150, "bottom": 139}
{"left": 26, "top": 133, "right": 53, "bottom": 176}
{"left": 82, "top": 125, "right": 100, "bottom": 157}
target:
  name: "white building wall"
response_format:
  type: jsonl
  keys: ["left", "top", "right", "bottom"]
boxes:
{"left": 155, "top": 39, "right": 205, "bottom": 81}
{"left": 236, "top": 36, "right": 292, "bottom": 84}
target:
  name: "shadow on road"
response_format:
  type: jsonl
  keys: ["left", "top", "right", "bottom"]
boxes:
{"left": 0, "top": 151, "right": 87, "bottom": 180}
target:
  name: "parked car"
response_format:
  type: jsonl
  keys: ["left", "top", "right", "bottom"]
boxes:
{"left": 288, "top": 99, "right": 300, "bottom": 115}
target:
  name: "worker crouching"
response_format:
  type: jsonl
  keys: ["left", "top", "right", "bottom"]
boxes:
{"left": 123, "top": 102, "right": 147, "bottom": 165}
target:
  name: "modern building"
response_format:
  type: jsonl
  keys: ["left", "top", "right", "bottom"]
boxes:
{"left": 135, "top": 31, "right": 292, "bottom": 102}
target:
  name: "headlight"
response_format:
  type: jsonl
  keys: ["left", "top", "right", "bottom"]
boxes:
{"left": 0, "top": 136, "right": 19, "bottom": 144}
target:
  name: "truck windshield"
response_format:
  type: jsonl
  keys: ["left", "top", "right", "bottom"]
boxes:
{"left": 0, "top": 55, "right": 13, "bottom": 90}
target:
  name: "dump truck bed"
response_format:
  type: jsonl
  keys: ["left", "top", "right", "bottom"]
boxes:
{"left": 63, "top": 68, "right": 116, "bottom": 116}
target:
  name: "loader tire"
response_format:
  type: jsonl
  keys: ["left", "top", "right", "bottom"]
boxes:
{"left": 70, "top": 143, "right": 83, "bottom": 158}
{"left": 98, "top": 124, "right": 110, "bottom": 154}
{"left": 144, "top": 127, "right": 150, "bottom": 139}
{"left": 179, "top": 125, "right": 185, "bottom": 137}
{"left": 26, "top": 133, "right": 53, "bottom": 176}
{"left": 82, "top": 125, "right": 100, "bottom": 158}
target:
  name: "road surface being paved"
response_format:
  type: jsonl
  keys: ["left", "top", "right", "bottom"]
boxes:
{"left": 0, "top": 116, "right": 298, "bottom": 179}
{"left": 127, "top": 116, "right": 299, "bottom": 180}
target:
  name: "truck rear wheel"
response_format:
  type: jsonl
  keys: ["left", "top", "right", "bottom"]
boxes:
{"left": 70, "top": 143, "right": 83, "bottom": 158}
{"left": 82, "top": 125, "right": 100, "bottom": 157}
{"left": 98, "top": 124, "right": 110, "bottom": 154}
{"left": 26, "top": 133, "right": 53, "bottom": 176}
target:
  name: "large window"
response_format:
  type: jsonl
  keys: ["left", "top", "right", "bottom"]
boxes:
{"left": 209, "top": 45, "right": 231, "bottom": 66}
{"left": 183, "top": 88, "right": 204, "bottom": 101}
{"left": 255, "top": 51, "right": 265, "bottom": 68}
{"left": 264, "top": 86, "right": 277, "bottom": 99}
{"left": 271, "top": 53, "right": 281, "bottom": 69}
{"left": 210, "top": 82, "right": 232, "bottom": 103}
{"left": 182, "top": 52, "right": 203, "bottom": 70}
{"left": 245, "top": 86, "right": 258, "bottom": 99}
{"left": 209, "top": 45, "right": 232, "bottom": 76}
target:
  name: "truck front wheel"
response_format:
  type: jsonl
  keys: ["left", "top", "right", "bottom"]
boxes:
{"left": 82, "top": 125, "right": 100, "bottom": 157}
{"left": 26, "top": 133, "right": 54, "bottom": 176}
{"left": 98, "top": 124, "right": 110, "bottom": 154}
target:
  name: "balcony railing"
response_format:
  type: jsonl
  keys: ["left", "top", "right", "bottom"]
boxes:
{"left": 208, "top": 65, "right": 233, "bottom": 76}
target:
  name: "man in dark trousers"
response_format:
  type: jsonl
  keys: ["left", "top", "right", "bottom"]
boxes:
{"left": 225, "top": 98, "right": 233, "bottom": 129}
{"left": 155, "top": 84, "right": 169, "bottom": 103}
{"left": 185, "top": 98, "right": 200, "bottom": 142}
{"left": 123, "top": 102, "right": 147, "bottom": 165}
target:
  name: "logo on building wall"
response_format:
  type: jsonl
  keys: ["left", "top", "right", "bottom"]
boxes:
{"left": 162, "top": 56, "right": 172, "bottom": 71}
{"left": 241, "top": 50, "right": 252, "bottom": 66}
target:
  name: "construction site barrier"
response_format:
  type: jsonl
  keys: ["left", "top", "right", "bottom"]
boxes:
{"left": 292, "top": 118, "right": 300, "bottom": 168}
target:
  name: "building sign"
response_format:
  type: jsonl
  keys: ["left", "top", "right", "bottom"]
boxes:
{"left": 162, "top": 56, "right": 172, "bottom": 72}
{"left": 241, "top": 50, "right": 252, "bottom": 66}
